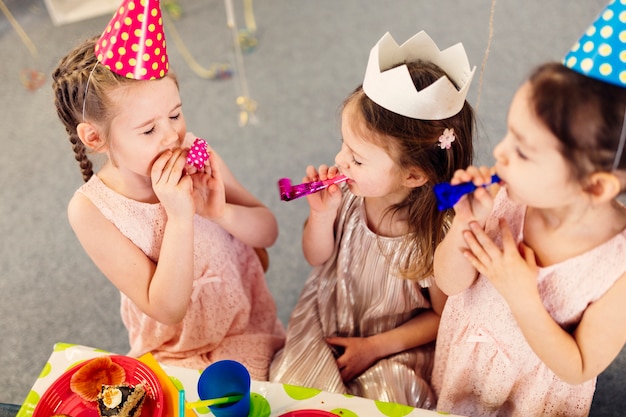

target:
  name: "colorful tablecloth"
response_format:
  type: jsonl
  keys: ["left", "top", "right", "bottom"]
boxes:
{"left": 17, "top": 343, "right": 459, "bottom": 417}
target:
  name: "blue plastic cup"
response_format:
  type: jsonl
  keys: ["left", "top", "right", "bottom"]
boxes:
{"left": 197, "top": 360, "right": 251, "bottom": 417}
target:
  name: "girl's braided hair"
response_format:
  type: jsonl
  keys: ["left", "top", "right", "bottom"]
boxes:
{"left": 52, "top": 36, "right": 178, "bottom": 182}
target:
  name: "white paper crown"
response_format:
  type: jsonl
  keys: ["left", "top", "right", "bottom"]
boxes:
{"left": 363, "top": 31, "right": 476, "bottom": 120}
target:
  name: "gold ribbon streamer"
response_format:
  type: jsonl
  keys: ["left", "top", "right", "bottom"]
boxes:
{"left": 0, "top": 0, "right": 38, "bottom": 57}
{"left": 243, "top": 0, "right": 256, "bottom": 34}
{"left": 1, "top": 0, "right": 46, "bottom": 91}
{"left": 163, "top": 0, "right": 258, "bottom": 126}
{"left": 162, "top": 7, "right": 231, "bottom": 79}
{"left": 475, "top": 0, "right": 497, "bottom": 111}
{"left": 225, "top": 0, "right": 257, "bottom": 126}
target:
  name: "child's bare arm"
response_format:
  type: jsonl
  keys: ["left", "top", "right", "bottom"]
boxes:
{"left": 302, "top": 210, "right": 338, "bottom": 266}
{"left": 509, "top": 271, "right": 626, "bottom": 384}
{"left": 435, "top": 166, "right": 498, "bottom": 295}
{"left": 301, "top": 165, "right": 343, "bottom": 266}
{"left": 195, "top": 148, "right": 278, "bottom": 249}
{"left": 368, "top": 283, "right": 446, "bottom": 357}
{"left": 434, "top": 218, "right": 480, "bottom": 295}
{"left": 68, "top": 194, "right": 194, "bottom": 325}
{"left": 327, "top": 283, "right": 447, "bottom": 381}
{"left": 465, "top": 217, "right": 626, "bottom": 384}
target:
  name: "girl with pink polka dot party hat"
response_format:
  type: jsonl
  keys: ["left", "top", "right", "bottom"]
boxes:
{"left": 432, "top": 1, "right": 626, "bottom": 415}
{"left": 51, "top": 0, "right": 285, "bottom": 380}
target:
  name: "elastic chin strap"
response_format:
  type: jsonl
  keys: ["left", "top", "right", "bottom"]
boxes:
{"left": 612, "top": 107, "right": 626, "bottom": 171}
{"left": 82, "top": 62, "right": 99, "bottom": 122}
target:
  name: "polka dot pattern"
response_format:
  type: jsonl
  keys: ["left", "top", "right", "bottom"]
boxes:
{"left": 186, "top": 138, "right": 209, "bottom": 171}
{"left": 563, "top": 0, "right": 626, "bottom": 87}
{"left": 95, "top": 0, "right": 169, "bottom": 80}
{"left": 22, "top": 345, "right": 434, "bottom": 417}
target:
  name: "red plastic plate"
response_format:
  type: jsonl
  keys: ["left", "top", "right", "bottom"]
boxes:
{"left": 32, "top": 355, "right": 163, "bottom": 417}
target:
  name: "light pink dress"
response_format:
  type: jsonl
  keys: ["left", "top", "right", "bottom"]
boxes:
{"left": 270, "top": 189, "right": 436, "bottom": 408}
{"left": 432, "top": 188, "right": 626, "bottom": 416}
{"left": 77, "top": 175, "right": 286, "bottom": 380}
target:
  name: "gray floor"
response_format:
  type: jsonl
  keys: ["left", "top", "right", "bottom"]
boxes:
{"left": 1, "top": 0, "right": 624, "bottom": 415}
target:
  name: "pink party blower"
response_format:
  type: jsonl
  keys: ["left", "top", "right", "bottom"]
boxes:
{"left": 278, "top": 175, "right": 348, "bottom": 201}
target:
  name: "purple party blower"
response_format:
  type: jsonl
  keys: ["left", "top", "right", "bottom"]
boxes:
{"left": 434, "top": 174, "right": 500, "bottom": 211}
{"left": 278, "top": 175, "right": 348, "bottom": 201}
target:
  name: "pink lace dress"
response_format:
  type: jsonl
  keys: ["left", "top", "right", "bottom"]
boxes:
{"left": 270, "top": 189, "right": 436, "bottom": 408}
{"left": 77, "top": 176, "right": 285, "bottom": 380}
{"left": 432, "top": 188, "right": 626, "bottom": 416}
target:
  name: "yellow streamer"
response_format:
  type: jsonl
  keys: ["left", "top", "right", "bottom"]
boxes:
{"left": 243, "top": 0, "right": 256, "bottom": 34}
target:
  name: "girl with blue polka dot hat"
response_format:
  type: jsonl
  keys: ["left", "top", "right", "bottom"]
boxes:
{"left": 432, "top": 2, "right": 626, "bottom": 416}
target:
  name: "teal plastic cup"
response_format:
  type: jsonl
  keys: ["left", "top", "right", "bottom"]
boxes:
{"left": 197, "top": 360, "right": 251, "bottom": 417}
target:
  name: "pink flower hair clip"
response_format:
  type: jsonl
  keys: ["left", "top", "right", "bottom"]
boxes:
{"left": 438, "top": 128, "right": 456, "bottom": 149}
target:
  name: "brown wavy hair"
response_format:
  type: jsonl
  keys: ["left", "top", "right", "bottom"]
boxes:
{"left": 343, "top": 60, "right": 475, "bottom": 280}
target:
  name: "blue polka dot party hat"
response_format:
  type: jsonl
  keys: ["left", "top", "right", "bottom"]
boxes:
{"left": 563, "top": 0, "right": 626, "bottom": 87}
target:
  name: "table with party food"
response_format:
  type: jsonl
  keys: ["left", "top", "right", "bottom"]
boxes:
{"left": 16, "top": 343, "right": 461, "bottom": 417}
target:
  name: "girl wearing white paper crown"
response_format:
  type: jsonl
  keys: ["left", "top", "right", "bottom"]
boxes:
{"left": 270, "top": 31, "right": 476, "bottom": 408}
{"left": 432, "top": 2, "right": 626, "bottom": 415}
{"left": 51, "top": 0, "right": 285, "bottom": 380}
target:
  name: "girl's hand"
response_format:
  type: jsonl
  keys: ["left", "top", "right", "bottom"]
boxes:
{"left": 301, "top": 164, "right": 342, "bottom": 265}
{"left": 305, "top": 164, "right": 343, "bottom": 213}
{"left": 450, "top": 166, "right": 496, "bottom": 227}
{"left": 189, "top": 145, "right": 226, "bottom": 220}
{"left": 151, "top": 149, "right": 194, "bottom": 219}
{"left": 462, "top": 218, "right": 540, "bottom": 305}
{"left": 326, "top": 336, "right": 378, "bottom": 382}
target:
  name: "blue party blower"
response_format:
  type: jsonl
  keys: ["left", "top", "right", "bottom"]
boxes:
{"left": 434, "top": 174, "right": 500, "bottom": 211}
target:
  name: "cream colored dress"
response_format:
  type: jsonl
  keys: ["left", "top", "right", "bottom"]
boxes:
{"left": 432, "top": 188, "right": 626, "bottom": 416}
{"left": 77, "top": 176, "right": 286, "bottom": 380}
{"left": 270, "top": 189, "right": 436, "bottom": 408}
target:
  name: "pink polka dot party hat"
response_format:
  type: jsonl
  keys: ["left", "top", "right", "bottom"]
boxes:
{"left": 563, "top": 0, "right": 626, "bottom": 87}
{"left": 95, "top": 0, "right": 169, "bottom": 80}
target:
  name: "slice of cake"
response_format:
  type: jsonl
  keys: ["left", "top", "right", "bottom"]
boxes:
{"left": 97, "top": 383, "right": 146, "bottom": 417}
